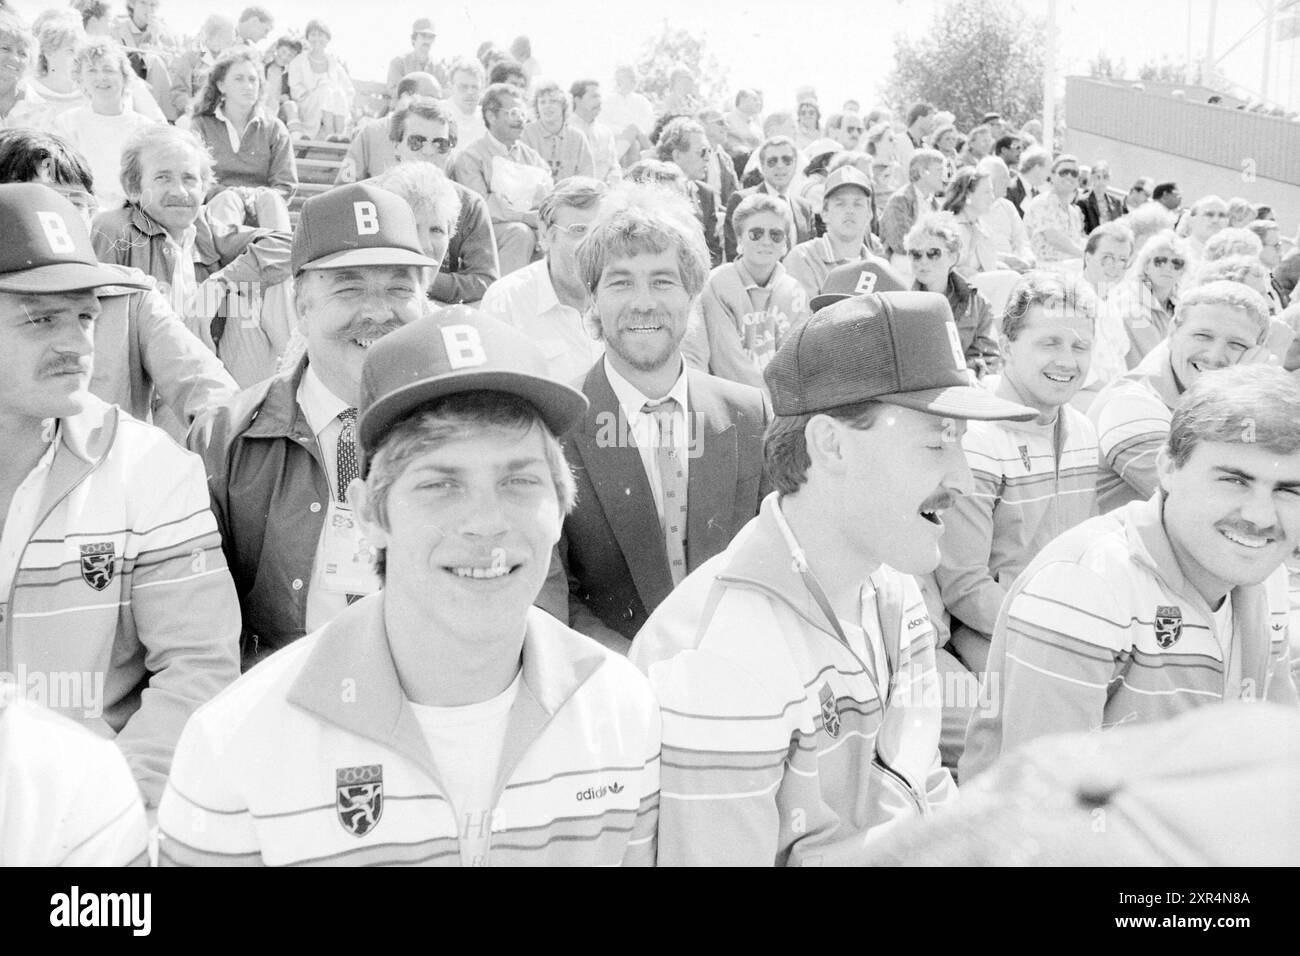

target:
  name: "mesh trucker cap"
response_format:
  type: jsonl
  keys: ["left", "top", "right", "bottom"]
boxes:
{"left": 357, "top": 306, "right": 589, "bottom": 471}
{"left": 0, "top": 183, "right": 150, "bottom": 294}
{"left": 291, "top": 183, "right": 444, "bottom": 275}
{"left": 764, "top": 291, "right": 1036, "bottom": 421}
{"left": 809, "top": 258, "right": 907, "bottom": 312}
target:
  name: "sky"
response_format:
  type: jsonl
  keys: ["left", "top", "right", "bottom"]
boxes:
{"left": 12, "top": 0, "right": 1300, "bottom": 114}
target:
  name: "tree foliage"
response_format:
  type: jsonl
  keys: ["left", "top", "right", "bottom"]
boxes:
{"left": 884, "top": 0, "right": 1045, "bottom": 130}
{"left": 633, "top": 21, "right": 730, "bottom": 108}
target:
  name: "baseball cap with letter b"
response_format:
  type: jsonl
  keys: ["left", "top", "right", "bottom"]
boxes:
{"left": 0, "top": 183, "right": 150, "bottom": 294}
{"left": 291, "top": 183, "right": 444, "bottom": 275}
{"left": 357, "top": 306, "right": 589, "bottom": 471}
{"left": 764, "top": 291, "right": 1036, "bottom": 421}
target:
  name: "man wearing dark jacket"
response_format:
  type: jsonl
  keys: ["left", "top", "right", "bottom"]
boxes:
{"left": 189, "top": 184, "right": 441, "bottom": 668}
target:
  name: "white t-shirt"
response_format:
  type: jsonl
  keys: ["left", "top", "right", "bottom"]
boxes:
{"left": 1212, "top": 593, "right": 1243, "bottom": 698}
{"left": 51, "top": 107, "right": 157, "bottom": 211}
{"left": 409, "top": 672, "right": 521, "bottom": 867}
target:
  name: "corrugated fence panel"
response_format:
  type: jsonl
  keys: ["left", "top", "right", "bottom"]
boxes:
{"left": 1066, "top": 77, "right": 1300, "bottom": 186}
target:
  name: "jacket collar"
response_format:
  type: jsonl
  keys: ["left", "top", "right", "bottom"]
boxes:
{"left": 1128, "top": 339, "right": 1183, "bottom": 411}
{"left": 712, "top": 493, "right": 842, "bottom": 639}
{"left": 35, "top": 395, "right": 118, "bottom": 522}
{"left": 286, "top": 595, "right": 607, "bottom": 789}
{"left": 126, "top": 202, "right": 223, "bottom": 271}
{"left": 243, "top": 354, "right": 314, "bottom": 441}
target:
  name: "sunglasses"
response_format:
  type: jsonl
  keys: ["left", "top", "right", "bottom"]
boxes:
{"left": 405, "top": 134, "right": 455, "bottom": 153}
{"left": 764, "top": 154, "right": 796, "bottom": 167}
{"left": 745, "top": 226, "right": 787, "bottom": 244}
{"left": 1150, "top": 255, "right": 1186, "bottom": 271}
{"left": 843, "top": 126, "right": 863, "bottom": 134}
{"left": 1056, "top": 168, "right": 1080, "bottom": 178}
{"left": 908, "top": 248, "right": 947, "bottom": 261}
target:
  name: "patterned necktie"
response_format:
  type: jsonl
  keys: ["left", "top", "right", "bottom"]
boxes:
{"left": 644, "top": 398, "right": 688, "bottom": 586}
{"left": 336, "top": 408, "right": 359, "bottom": 503}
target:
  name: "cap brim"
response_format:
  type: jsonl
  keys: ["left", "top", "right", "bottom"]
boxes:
{"left": 299, "top": 247, "right": 444, "bottom": 272}
{"left": 0, "top": 262, "right": 152, "bottom": 294}
{"left": 809, "top": 291, "right": 850, "bottom": 313}
{"left": 359, "top": 370, "right": 590, "bottom": 456}
{"left": 876, "top": 385, "right": 1039, "bottom": 422}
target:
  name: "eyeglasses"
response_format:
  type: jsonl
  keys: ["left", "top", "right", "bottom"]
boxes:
{"left": 744, "top": 226, "right": 787, "bottom": 244}
{"left": 843, "top": 126, "right": 863, "bottom": 134}
{"left": 1199, "top": 210, "right": 1229, "bottom": 219}
{"left": 908, "top": 248, "right": 947, "bottom": 261}
{"left": 1096, "top": 253, "right": 1130, "bottom": 270}
{"left": 1056, "top": 168, "right": 1080, "bottom": 178}
{"left": 405, "top": 134, "right": 455, "bottom": 153}
{"left": 1150, "top": 255, "right": 1187, "bottom": 271}
{"left": 551, "top": 222, "right": 591, "bottom": 239}
{"left": 764, "top": 154, "right": 796, "bottom": 167}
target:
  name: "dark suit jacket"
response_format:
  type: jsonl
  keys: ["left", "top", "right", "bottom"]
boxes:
{"left": 690, "top": 180, "right": 724, "bottom": 267}
{"left": 723, "top": 183, "right": 816, "bottom": 262}
{"left": 545, "top": 360, "right": 771, "bottom": 645}
{"left": 1075, "top": 188, "right": 1126, "bottom": 235}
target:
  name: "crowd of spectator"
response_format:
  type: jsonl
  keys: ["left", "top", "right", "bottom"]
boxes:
{"left": 0, "top": 1, "right": 1297, "bottom": 869}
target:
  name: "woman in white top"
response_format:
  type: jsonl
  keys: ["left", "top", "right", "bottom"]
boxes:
{"left": 287, "top": 19, "right": 354, "bottom": 141}
{"left": 9, "top": 9, "right": 164, "bottom": 128}
{"left": 51, "top": 36, "right": 159, "bottom": 211}
{"left": 794, "top": 101, "right": 822, "bottom": 151}
{"left": 941, "top": 167, "right": 1002, "bottom": 275}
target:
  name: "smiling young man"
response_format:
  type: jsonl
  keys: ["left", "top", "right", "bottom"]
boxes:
{"left": 925, "top": 273, "right": 1100, "bottom": 769}
{"left": 189, "top": 183, "right": 441, "bottom": 668}
{"left": 632, "top": 290, "right": 1037, "bottom": 865}
{"left": 962, "top": 362, "right": 1300, "bottom": 781}
{"left": 1089, "top": 280, "right": 1272, "bottom": 512}
{"left": 160, "top": 307, "right": 661, "bottom": 866}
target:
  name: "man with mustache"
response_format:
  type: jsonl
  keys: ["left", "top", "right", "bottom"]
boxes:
{"left": 541, "top": 185, "right": 770, "bottom": 651}
{"left": 962, "top": 362, "right": 1300, "bottom": 782}
{"left": 450, "top": 82, "right": 553, "bottom": 277}
{"left": 631, "top": 290, "right": 1038, "bottom": 864}
{"left": 0, "top": 182, "right": 240, "bottom": 807}
{"left": 189, "top": 183, "right": 441, "bottom": 668}
{"left": 1089, "top": 281, "right": 1273, "bottom": 512}
{"left": 90, "top": 124, "right": 292, "bottom": 391}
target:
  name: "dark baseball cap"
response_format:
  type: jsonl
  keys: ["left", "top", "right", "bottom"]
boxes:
{"left": 809, "top": 257, "right": 907, "bottom": 312}
{"left": 0, "top": 183, "right": 150, "bottom": 294}
{"left": 291, "top": 183, "right": 444, "bottom": 275}
{"left": 764, "top": 291, "right": 1036, "bottom": 421}
{"left": 822, "top": 166, "right": 873, "bottom": 201}
{"left": 357, "top": 306, "right": 589, "bottom": 470}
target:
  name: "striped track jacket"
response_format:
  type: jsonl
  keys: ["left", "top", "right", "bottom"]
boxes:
{"left": 158, "top": 601, "right": 661, "bottom": 866}
{"left": 631, "top": 493, "right": 956, "bottom": 866}
{"left": 961, "top": 493, "right": 1299, "bottom": 782}
{"left": 929, "top": 402, "right": 1099, "bottom": 647}
{"left": 1, "top": 397, "right": 240, "bottom": 806}
{"left": 1089, "top": 339, "right": 1181, "bottom": 513}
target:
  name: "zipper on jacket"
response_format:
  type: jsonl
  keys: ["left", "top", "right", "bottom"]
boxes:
{"left": 872, "top": 757, "right": 929, "bottom": 816}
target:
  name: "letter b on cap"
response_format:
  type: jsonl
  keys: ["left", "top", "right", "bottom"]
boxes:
{"left": 354, "top": 201, "right": 379, "bottom": 235}
{"left": 441, "top": 324, "right": 486, "bottom": 368}
{"left": 37, "top": 211, "right": 76, "bottom": 254}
